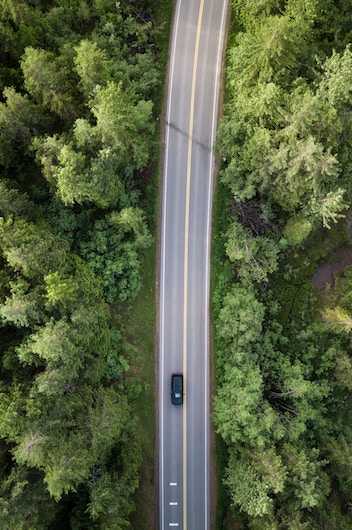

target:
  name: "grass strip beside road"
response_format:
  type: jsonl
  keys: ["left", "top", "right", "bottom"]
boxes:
{"left": 126, "top": 1, "right": 174, "bottom": 527}
{"left": 127, "top": 241, "right": 158, "bottom": 529}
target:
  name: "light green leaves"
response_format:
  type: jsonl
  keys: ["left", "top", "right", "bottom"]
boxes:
{"left": 214, "top": 363, "right": 275, "bottom": 447}
{"left": 225, "top": 456, "right": 274, "bottom": 517}
{"left": 74, "top": 40, "right": 112, "bottom": 95}
{"left": 217, "top": 283, "right": 264, "bottom": 353}
{"left": 34, "top": 81, "right": 154, "bottom": 208}
{"left": 92, "top": 81, "right": 154, "bottom": 171}
{"left": 225, "top": 221, "right": 280, "bottom": 282}
{"left": 21, "top": 47, "right": 77, "bottom": 120}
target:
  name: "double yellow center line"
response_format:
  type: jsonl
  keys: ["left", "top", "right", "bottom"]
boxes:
{"left": 183, "top": 0, "right": 205, "bottom": 528}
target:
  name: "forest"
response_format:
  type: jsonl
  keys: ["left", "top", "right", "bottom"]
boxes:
{"left": 214, "top": 0, "right": 352, "bottom": 528}
{"left": 0, "top": 0, "right": 167, "bottom": 528}
{"left": 3, "top": 0, "right": 352, "bottom": 528}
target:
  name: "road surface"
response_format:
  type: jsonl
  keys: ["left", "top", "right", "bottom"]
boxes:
{"left": 159, "top": 1, "right": 228, "bottom": 528}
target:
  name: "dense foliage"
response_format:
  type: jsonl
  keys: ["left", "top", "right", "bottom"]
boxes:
{"left": 214, "top": 0, "right": 352, "bottom": 528}
{"left": 0, "top": 0, "right": 164, "bottom": 527}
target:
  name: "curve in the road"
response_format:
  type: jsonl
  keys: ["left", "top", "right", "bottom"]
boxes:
{"left": 159, "top": 1, "right": 229, "bottom": 529}
{"left": 182, "top": 0, "right": 205, "bottom": 526}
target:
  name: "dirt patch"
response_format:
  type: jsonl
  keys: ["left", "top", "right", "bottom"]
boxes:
{"left": 311, "top": 248, "right": 352, "bottom": 290}
{"left": 311, "top": 214, "right": 352, "bottom": 290}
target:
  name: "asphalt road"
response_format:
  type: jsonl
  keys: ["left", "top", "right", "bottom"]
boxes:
{"left": 159, "top": 1, "right": 228, "bottom": 529}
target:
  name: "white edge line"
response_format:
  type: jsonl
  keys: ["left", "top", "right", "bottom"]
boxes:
{"left": 162, "top": 0, "right": 228, "bottom": 528}
{"left": 160, "top": 1, "right": 183, "bottom": 530}
{"left": 204, "top": 3, "right": 229, "bottom": 530}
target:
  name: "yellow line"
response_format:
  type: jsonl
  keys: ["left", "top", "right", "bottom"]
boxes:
{"left": 183, "top": 0, "right": 204, "bottom": 528}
